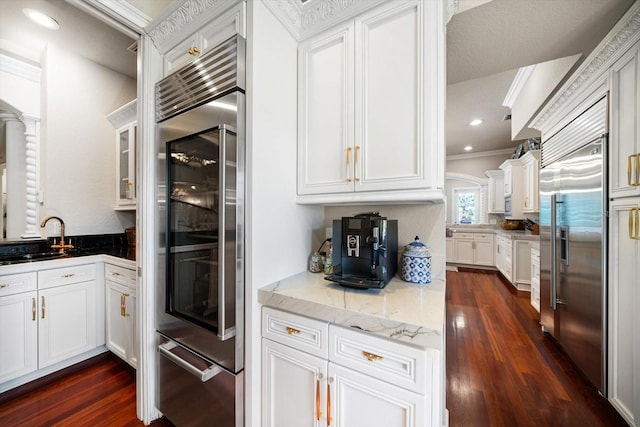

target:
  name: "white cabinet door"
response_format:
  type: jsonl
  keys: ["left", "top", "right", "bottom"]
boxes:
{"left": 610, "top": 41, "right": 640, "bottom": 199}
{"left": 328, "top": 362, "right": 426, "bottom": 427}
{"left": 513, "top": 240, "right": 532, "bottom": 288}
{"left": 522, "top": 151, "right": 540, "bottom": 213}
{"left": 474, "top": 238, "right": 494, "bottom": 266}
{"left": 454, "top": 239, "right": 474, "bottom": 264}
{"left": 486, "top": 170, "right": 505, "bottom": 214}
{"left": 116, "top": 123, "right": 136, "bottom": 207}
{"left": 106, "top": 280, "right": 129, "bottom": 363}
{"left": 298, "top": 23, "right": 354, "bottom": 196}
{"left": 355, "top": 1, "right": 430, "bottom": 192}
{"left": 163, "top": 2, "right": 246, "bottom": 76}
{"left": 262, "top": 339, "right": 327, "bottom": 427}
{"left": 127, "top": 291, "right": 137, "bottom": 368}
{"left": 38, "top": 281, "right": 96, "bottom": 369}
{"left": 608, "top": 199, "right": 640, "bottom": 427}
{"left": 0, "top": 291, "right": 37, "bottom": 383}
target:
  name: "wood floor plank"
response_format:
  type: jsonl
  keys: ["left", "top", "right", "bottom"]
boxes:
{"left": 446, "top": 269, "right": 627, "bottom": 427}
{"left": 0, "top": 353, "right": 173, "bottom": 427}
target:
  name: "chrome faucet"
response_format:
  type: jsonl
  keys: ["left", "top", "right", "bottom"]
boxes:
{"left": 40, "top": 216, "right": 74, "bottom": 254}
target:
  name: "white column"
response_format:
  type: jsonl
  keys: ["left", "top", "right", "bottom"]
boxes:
{"left": 19, "top": 114, "right": 41, "bottom": 239}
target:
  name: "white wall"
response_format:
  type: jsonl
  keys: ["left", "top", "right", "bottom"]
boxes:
{"left": 511, "top": 54, "right": 581, "bottom": 140}
{"left": 446, "top": 151, "right": 510, "bottom": 178}
{"left": 324, "top": 204, "right": 446, "bottom": 282}
{"left": 41, "top": 45, "right": 136, "bottom": 237}
{"left": 245, "top": 3, "right": 324, "bottom": 426}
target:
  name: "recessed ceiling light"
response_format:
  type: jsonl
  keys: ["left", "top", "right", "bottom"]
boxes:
{"left": 464, "top": 146, "right": 473, "bottom": 151}
{"left": 469, "top": 119, "right": 483, "bottom": 126}
{"left": 23, "top": 8, "right": 59, "bottom": 30}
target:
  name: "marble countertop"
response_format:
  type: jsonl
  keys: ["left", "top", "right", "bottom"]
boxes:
{"left": 446, "top": 226, "right": 540, "bottom": 241}
{"left": 258, "top": 271, "right": 445, "bottom": 351}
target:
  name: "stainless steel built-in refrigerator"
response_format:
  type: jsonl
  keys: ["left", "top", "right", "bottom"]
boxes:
{"left": 155, "top": 35, "right": 246, "bottom": 427}
{"left": 540, "top": 96, "right": 608, "bottom": 394}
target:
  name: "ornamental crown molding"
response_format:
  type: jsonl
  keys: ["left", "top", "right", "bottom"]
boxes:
{"left": 107, "top": 99, "right": 137, "bottom": 129}
{"left": 147, "top": 0, "right": 235, "bottom": 52}
{"left": 531, "top": 2, "right": 640, "bottom": 132}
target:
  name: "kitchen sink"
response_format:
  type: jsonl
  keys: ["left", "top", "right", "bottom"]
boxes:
{"left": 0, "top": 251, "right": 70, "bottom": 265}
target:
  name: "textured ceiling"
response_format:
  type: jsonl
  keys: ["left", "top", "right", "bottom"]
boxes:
{"left": 0, "top": 0, "right": 138, "bottom": 78}
{"left": 445, "top": 0, "right": 635, "bottom": 156}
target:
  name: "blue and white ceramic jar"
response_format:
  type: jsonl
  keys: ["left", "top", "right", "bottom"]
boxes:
{"left": 401, "top": 236, "right": 431, "bottom": 284}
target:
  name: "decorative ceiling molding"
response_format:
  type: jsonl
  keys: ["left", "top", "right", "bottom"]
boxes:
{"left": 0, "top": 53, "right": 41, "bottom": 83}
{"left": 147, "top": 0, "right": 232, "bottom": 52}
{"left": 447, "top": 0, "right": 459, "bottom": 23}
{"left": 502, "top": 64, "right": 536, "bottom": 108}
{"left": 531, "top": 3, "right": 640, "bottom": 132}
{"left": 107, "top": 99, "right": 137, "bottom": 129}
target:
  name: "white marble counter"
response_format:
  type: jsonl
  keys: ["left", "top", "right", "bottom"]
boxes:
{"left": 446, "top": 226, "right": 540, "bottom": 242}
{"left": 258, "top": 271, "right": 445, "bottom": 350}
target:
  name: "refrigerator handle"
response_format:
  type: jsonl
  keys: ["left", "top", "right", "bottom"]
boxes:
{"left": 551, "top": 194, "right": 558, "bottom": 311}
{"left": 158, "top": 340, "right": 223, "bottom": 382}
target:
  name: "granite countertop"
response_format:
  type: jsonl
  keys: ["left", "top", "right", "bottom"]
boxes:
{"left": 258, "top": 271, "right": 445, "bottom": 351}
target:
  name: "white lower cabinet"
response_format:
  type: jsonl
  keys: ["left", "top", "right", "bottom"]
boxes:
{"left": 530, "top": 246, "right": 540, "bottom": 312}
{"left": 0, "top": 260, "right": 103, "bottom": 392}
{"left": 608, "top": 198, "right": 640, "bottom": 426}
{"left": 451, "top": 232, "right": 495, "bottom": 267}
{"left": 105, "top": 263, "right": 137, "bottom": 367}
{"left": 38, "top": 281, "right": 96, "bottom": 369}
{"left": 262, "top": 307, "right": 434, "bottom": 427}
{"left": 0, "top": 289, "right": 38, "bottom": 383}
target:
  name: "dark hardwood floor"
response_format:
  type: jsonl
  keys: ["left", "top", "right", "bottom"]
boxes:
{"left": 0, "top": 269, "right": 628, "bottom": 426}
{"left": 0, "top": 352, "right": 174, "bottom": 427}
{"left": 446, "top": 268, "right": 627, "bottom": 427}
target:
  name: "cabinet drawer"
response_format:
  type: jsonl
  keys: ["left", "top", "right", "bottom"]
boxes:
{"left": 38, "top": 264, "right": 96, "bottom": 290}
{"left": 453, "top": 233, "right": 474, "bottom": 240}
{"left": 105, "top": 264, "right": 136, "bottom": 287}
{"left": 473, "top": 234, "right": 494, "bottom": 242}
{"left": 0, "top": 272, "right": 37, "bottom": 296}
{"left": 329, "top": 324, "right": 427, "bottom": 394}
{"left": 262, "top": 307, "right": 328, "bottom": 358}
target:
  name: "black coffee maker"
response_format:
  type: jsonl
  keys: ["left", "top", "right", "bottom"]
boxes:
{"left": 325, "top": 212, "right": 398, "bottom": 289}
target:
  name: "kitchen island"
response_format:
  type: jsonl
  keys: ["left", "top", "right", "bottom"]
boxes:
{"left": 259, "top": 272, "right": 446, "bottom": 426}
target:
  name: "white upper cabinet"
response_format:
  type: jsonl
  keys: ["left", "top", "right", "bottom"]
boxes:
{"left": 163, "top": 2, "right": 246, "bottom": 76}
{"left": 297, "top": 22, "right": 355, "bottom": 196}
{"left": 107, "top": 100, "right": 137, "bottom": 210}
{"left": 485, "top": 170, "right": 505, "bottom": 214}
{"left": 297, "top": 0, "right": 444, "bottom": 204}
{"left": 521, "top": 150, "right": 541, "bottom": 213}
{"left": 610, "top": 40, "right": 640, "bottom": 199}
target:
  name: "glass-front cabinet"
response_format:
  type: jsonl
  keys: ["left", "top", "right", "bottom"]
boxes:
{"left": 107, "top": 99, "right": 137, "bottom": 209}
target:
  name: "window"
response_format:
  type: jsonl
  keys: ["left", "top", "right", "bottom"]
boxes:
{"left": 453, "top": 187, "right": 479, "bottom": 224}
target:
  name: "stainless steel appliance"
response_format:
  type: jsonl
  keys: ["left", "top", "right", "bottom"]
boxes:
{"left": 325, "top": 212, "right": 398, "bottom": 289}
{"left": 539, "top": 95, "right": 608, "bottom": 394}
{"left": 155, "top": 35, "right": 245, "bottom": 427}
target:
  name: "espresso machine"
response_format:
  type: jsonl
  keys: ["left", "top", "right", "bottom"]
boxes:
{"left": 324, "top": 212, "right": 398, "bottom": 289}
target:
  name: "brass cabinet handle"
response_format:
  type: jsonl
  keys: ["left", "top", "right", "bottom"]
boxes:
{"left": 0, "top": 284, "right": 7, "bottom": 289}
{"left": 635, "top": 154, "right": 640, "bottom": 186}
{"left": 346, "top": 147, "right": 352, "bottom": 182}
{"left": 187, "top": 47, "right": 200, "bottom": 56}
{"left": 123, "top": 293, "right": 130, "bottom": 317}
{"left": 632, "top": 208, "right": 640, "bottom": 240}
{"left": 62, "top": 273, "right": 75, "bottom": 278}
{"left": 32, "top": 298, "right": 36, "bottom": 321}
{"left": 354, "top": 146, "right": 360, "bottom": 182}
{"left": 111, "top": 272, "right": 121, "bottom": 277}
{"left": 41, "top": 296, "right": 45, "bottom": 319}
{"left": 286, "top": 326, "right": 300, "bottom": 335}
{"left": 316, "top": 373, "right": 323, "bottom": 420}
{"left": 628, "top": 154, "right": 633, "bottom": 186}
{"left": 362, "top": 350, "right": 383, "bottom": 362}
{"left": 327, "top": 377, "right": 333, "bottom": 426}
